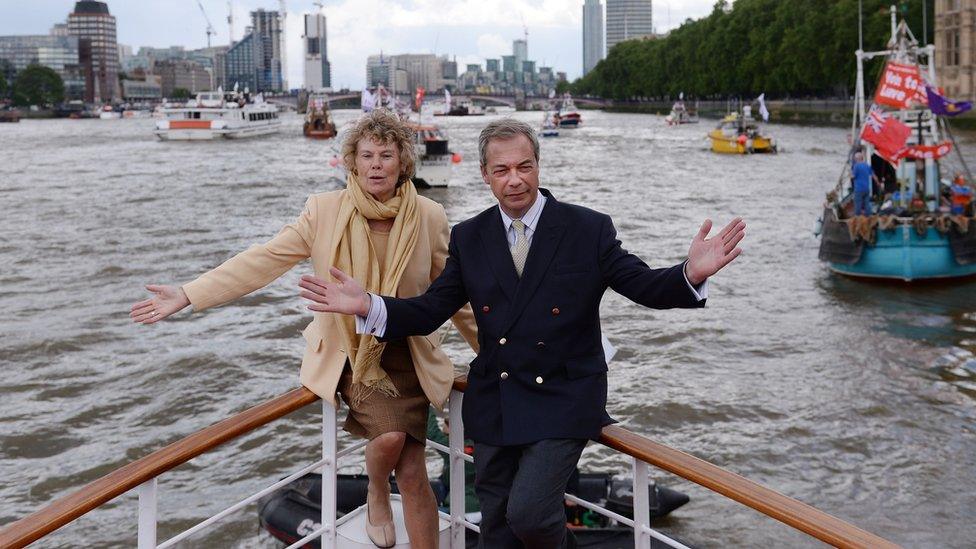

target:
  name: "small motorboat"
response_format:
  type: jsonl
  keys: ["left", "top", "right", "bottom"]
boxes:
{"left": 665, "top": 99, "right": 699, "bottom": 125}
{"left": 303, "top": 93, "right": 338, "bottom": 139}
{"left": 708, "top": 110, "right": 776, "bottom": 154}
{"left": 539, "top": 109, "right": 559, "bottom": 137}
{"left": 557, "top": 93, "right": 582, "bottom": 128}
{"left": 258, "top": 471, "right": 690, "bottom": 548}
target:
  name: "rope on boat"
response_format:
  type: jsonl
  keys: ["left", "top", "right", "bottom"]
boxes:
{"left": 843, "top": 216, "right": 879, "bottom": 243}
{"left": 878, "top": 214, "right": 898, "bottom": 230}
{"left": 843, "top": 213, "right": 973, "bottom": 241}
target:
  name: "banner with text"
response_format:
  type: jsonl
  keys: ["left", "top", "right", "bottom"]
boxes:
{"left": 874, "top": 61, "right": 926, "bottom": 109}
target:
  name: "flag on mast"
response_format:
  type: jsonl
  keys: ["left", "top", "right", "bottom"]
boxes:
{"left": 925, "top": 86, "right": 973, "bottom": 116}
{"left": 860, "top": 106, "right": 911, "bottom": 162}
{"left": 757, "top": 93, "right": 770, "bottom": 122}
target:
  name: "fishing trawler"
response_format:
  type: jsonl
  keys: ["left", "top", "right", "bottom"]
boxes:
{"left": 817, "top": 7, "right": 976, "bottom": 281}
{"left": 303, "top": 94, "right": 337, "bottom": 139}
{"left": 708, "top": 108, "right": 776, "bottom": 154}
{"left": 153, "top": 87, "right": 281, "bottom": 141}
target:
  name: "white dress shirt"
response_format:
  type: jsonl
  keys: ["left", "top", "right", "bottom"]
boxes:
{"left": 356, "top": 193, "right": 707, "bottom": 338}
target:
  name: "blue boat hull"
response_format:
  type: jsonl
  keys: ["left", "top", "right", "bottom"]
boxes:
{"left": 829, "top": 225, "right": 976, "bottom": 280}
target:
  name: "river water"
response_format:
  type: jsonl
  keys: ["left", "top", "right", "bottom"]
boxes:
{"left": 1, "top": 109, "right": 975, "bottom": 548}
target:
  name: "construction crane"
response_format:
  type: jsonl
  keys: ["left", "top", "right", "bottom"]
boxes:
{"left": 520, "top": 12, "right": 528, "bottom": 45}
{"left": 313, "top": 0, "right": 324, "bottom": 13}
{"left": 278, "top": 0, "right": 288, "bottom": 90}
{"left": 227, "top": 1, "right": 234, "bottom": 45}
{"left": 195, "top": 0, "right": 216, "bottom": 48}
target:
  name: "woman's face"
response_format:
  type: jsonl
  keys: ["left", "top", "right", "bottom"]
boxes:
{"left": 355, "top": 137, "right": 401, "bottom": 202}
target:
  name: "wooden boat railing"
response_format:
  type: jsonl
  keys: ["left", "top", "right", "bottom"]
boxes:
{"left": 0, "top": 376, "right": 900, "bottom": 548}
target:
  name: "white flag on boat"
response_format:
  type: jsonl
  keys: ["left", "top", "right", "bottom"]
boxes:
{"left": 445, "top": 89, "right": 452, "bottom": 112}
{"left": 758, "top": 93, "right": 770, "bottom": 122}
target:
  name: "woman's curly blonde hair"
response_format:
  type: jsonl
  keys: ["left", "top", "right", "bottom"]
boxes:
{"left": 341, "top": 109, "right": 416, "bottom": 187}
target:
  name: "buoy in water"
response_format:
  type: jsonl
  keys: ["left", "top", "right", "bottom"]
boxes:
{"left": 451, "top": 152, "right": 462, "bottom": 164}
{"left": 328, "top": 156, "right": 340, "bottom": 168}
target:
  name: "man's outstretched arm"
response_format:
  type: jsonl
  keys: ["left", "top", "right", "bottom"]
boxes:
{"left": 600, "top": 215, "right": 744, "bottom": 308}
{"left": 299, "top": 230, "right": 470, "bottom": 339}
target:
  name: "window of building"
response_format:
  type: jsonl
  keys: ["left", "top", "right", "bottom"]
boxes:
{"left": 947, "top": 29, "right": 961, "bottom": 66}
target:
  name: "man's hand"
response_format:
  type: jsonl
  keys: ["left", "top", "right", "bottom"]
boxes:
{"left": 299, "top": 267, "right": 371, "bottom": 316}
{"left": 685, "top": 217, "right": 746, "bottom": 286}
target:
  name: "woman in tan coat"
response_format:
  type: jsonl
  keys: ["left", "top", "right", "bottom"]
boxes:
{"left": 129, "top": 109, "right": 477, "bottom": 548}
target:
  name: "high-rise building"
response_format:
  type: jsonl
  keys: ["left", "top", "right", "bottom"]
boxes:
{"left": 605, "top": 0, "right": 653, "bottom": 53}
{"left": 67, "top": 0, "right": 120, "bottom": 103}
{"left": 303, "top": 12, "right": 331, "bottom": 90}
{"left": 502, "top": 55, "right": 516, "bottom": 73}
{"left": 936, "top": 0, "right": 976, "bottom": 100}
{"left": 250, "top": 9, "right": 284, "bottom": 92}
{"left": 365, "top": 53, "right": 453, "bottom": 94}
{"left": 225, "top": 31, "right": 257, "bottom": 91}
{"left": 513, "top": 39, "right": 527, "bottom": 71}
{"left": 486, "top": 58, "right": 500, "bottom": 73}
{"left": 50, "top": 23, "right": 70, "bottom": 37}
{"left": 583, "top": 0, "right": 605, "bottom": 75}
{"left": 0, "top": 34, "right": 85, "bottom": 99}
{"left": 366, "top": 54, "right": 391, "bottom": 88}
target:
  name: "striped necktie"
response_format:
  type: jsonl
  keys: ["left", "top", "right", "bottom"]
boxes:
{"left": 511, "top": 219, "right": 529, "bottom": 277}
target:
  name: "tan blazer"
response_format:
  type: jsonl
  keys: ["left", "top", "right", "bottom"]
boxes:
{"left": 182, "top": 190, "right": 478, "bottom": 408}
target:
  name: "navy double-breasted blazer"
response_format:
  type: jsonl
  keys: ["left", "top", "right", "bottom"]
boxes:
{"left": 381, "top": 189, "right": 705, "bottom": 445}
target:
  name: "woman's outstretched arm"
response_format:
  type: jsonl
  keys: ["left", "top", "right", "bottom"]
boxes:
{"left": 129, "top": 194, "right": 320, "bottom": 323}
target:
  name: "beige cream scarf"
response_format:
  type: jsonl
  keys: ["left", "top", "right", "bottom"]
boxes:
{"left": 330, "top": 173, "right": 419, "bottom": 402}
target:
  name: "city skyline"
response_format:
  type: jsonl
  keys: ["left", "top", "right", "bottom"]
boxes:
{"left": 1, "top": 0, "right": 719, "bottom": 90}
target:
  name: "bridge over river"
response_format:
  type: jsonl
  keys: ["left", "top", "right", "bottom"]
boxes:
{"left": 266, "top": 91, "right": 611, "bottom": 111}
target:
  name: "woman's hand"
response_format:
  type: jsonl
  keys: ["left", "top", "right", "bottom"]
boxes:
{"left": 130, "top": 285, "right": 191, "bottom": 324}
{"left": 299, "top": 267, "right": 371, "bottom": 316}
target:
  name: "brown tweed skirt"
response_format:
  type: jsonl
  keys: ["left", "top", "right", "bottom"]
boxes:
{"left": 337, "top": 338, "right": 428, "bottom": 444}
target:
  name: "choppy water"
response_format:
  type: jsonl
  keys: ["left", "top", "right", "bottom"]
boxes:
{"left": 2, "top": 110, "right": 976, "bottom": 548}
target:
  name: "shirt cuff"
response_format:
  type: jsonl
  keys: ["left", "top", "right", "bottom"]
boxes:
{"left": 355, "top": 293, "right": 388, "bottom": 337}
{"left": 682, "top": 262, "right": 708, "bottom": 301}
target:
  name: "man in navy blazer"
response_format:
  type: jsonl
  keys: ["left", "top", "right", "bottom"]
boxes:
{"left": 301, "top": 119, "right": 745, "bottom": 548}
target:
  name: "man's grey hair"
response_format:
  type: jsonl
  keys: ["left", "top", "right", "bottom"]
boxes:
{"left": 478, "top": 118, "right": 540, "bottom": 167}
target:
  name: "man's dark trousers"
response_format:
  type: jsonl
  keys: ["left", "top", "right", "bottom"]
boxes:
{"left": 474, "top": 439, "right": 586, "bottom": 548}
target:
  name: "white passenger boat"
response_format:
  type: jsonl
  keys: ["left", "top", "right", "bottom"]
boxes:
{"left": 98, "top": 105, "right": 121, "bottom": 120}
{"left": 407, "top": 122, "right": 459, "bottom": 188}
{"left": 0, "top": 377, "right": 900, "bottom": 549}
{"left": 153, "top": 88, "right": 281, "bottom": 141}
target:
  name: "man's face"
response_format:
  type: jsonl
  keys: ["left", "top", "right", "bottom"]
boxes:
{"left": 481, "top": 134, "right": 540, "bottom": 219}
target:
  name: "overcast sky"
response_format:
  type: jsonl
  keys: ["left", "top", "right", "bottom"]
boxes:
{"left": 2, "top": 1, "right": 720, "bottom": 89}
